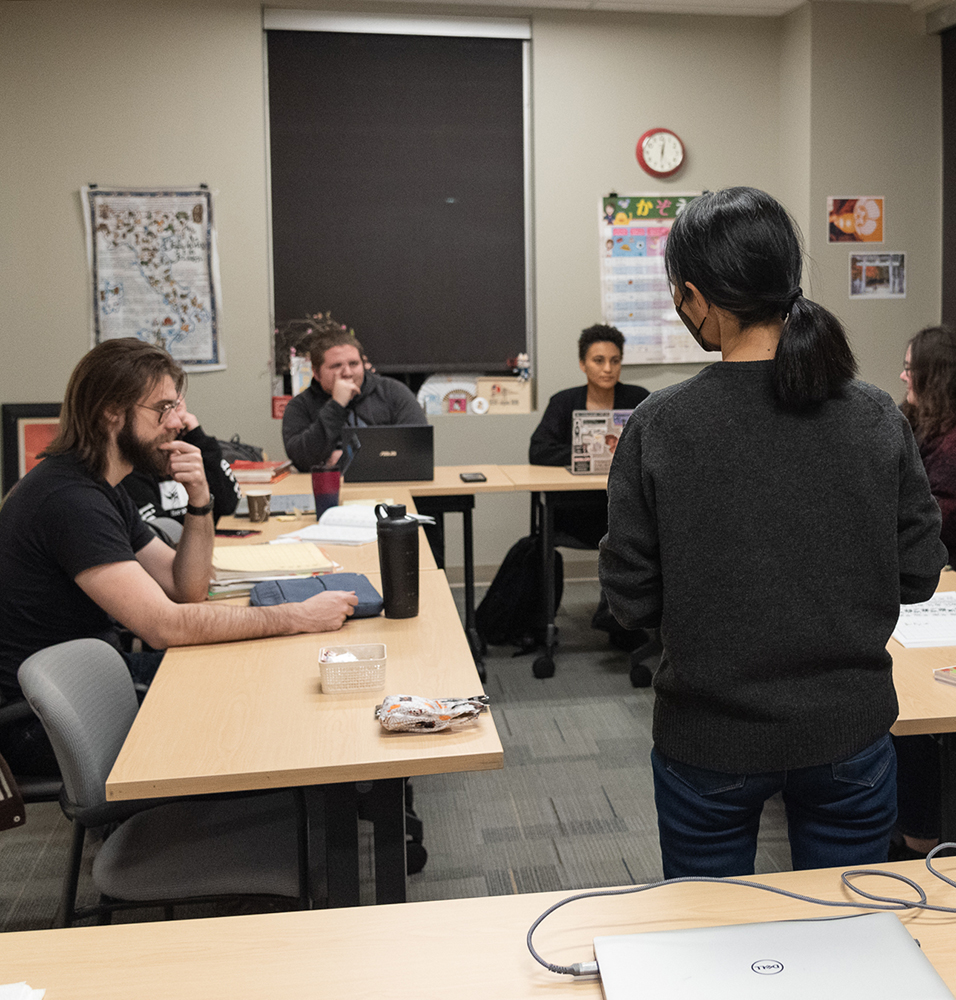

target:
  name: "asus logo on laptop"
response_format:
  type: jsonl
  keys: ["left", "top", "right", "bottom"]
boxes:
{"left": 379, "top": 450, "right": 397, "bottom": 457}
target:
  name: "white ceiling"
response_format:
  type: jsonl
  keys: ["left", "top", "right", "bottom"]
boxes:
{"left": 350, "top": 0, "right": 942, "bottom": 17}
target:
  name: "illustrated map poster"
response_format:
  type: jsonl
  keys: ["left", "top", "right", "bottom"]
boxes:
{"left": 601, "top": 193, "right": 707, "bottom": 365}
{"left": 82, "top": 187, "right": 224, "bottom": 370}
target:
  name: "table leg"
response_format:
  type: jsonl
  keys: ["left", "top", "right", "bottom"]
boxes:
{"left": 533, "top": 491, "right": 558, "bottom": 678}
{"left": 325, "top": 783, "right": 360, "bottom": 908}
{"left": 940, "top": 733, "right": 956, "bottom": 843}
{"left": 461, "top": 502, "right": 486, "bottom": 681}
{"left": 358, "top": 778, "right": 408, "bottom": 905}
{"left": 415, "top": 494, "right": 485, "bottom": 682}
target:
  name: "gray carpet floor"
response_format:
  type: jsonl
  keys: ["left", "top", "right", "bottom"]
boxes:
{"left": 0, "top": 578, "right": 792, "bottom": 932}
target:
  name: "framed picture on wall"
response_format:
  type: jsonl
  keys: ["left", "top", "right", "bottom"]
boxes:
{"left": 849, "top": 252, "right": 907, "bottom": 299}
{"left": 1, "top": 403, "right": 61, "bottom": 496}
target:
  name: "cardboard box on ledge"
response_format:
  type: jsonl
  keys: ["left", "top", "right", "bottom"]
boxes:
{"left": 475, "top": 376, "right": 532, "bottom": 414}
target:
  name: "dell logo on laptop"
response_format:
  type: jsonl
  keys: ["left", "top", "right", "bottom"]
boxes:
{"left": 379, "top": 450, "right": 397, "bottom": 457}
{"left": 751, "top": 960, "right": 784, "bottom": 975}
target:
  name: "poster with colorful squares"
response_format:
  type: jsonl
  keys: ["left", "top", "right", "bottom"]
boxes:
{"left": 601, "top": 194, "right": 707, "bottom": 364}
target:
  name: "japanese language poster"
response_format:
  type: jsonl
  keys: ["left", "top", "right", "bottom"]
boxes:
{"left": 600, "top": 193, "right": 706, "bottom": 364}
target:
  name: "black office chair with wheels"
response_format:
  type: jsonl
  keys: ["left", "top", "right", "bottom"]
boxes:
{"left": 18, "top": 638, "right": 316, "bottom": 927}
{"left": 528, "top": 492, "right": 656, "bottom": 684}
{"left": 0, "top": 697, "right": 63, "bottom": 803}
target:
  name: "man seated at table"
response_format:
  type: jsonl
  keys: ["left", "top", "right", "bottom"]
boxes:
{"left": 122, "top": 398, "right": 244, "bottom": 538}
{"left": 282, "top": 328, "right": 427, "bottom": 471}
{"left": 0, "top": 338, "right": 357, "bottom": 774}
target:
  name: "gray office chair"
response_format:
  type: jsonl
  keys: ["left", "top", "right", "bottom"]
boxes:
{"left": 146, "top": 516, "right": 184, "bottom": 547}
{"left": 18, "top": 638, "right": 314, "bottom": 927}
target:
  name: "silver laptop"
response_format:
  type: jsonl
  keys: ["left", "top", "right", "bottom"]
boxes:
{"left": 571, "top": 409, "right": 632, "bottom": 474}
{"left": 593, "top": 911, "right": 953, "bottom": 1000}
{"left": 341, "top": 425, "right": 434, "bottom": 483}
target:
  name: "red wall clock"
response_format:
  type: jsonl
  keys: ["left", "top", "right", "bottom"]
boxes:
{"left": 636, "top": 128, "right": 685, "bottom": 179}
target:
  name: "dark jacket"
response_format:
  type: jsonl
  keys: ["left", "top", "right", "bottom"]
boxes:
{"left": 529, "top": 383, "right": 649, "bottom": 466}
{"left": 282, "top": 371, "right": 427, "bottom": 471}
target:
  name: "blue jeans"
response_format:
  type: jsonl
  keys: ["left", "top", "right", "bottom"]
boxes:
{"left": 652, "top": 735, "right": 897, "bottom": 879}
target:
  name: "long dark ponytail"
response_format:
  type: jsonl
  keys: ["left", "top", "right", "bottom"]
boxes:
{"left": 664, "top": 187, "right": 857, "bottom": 411}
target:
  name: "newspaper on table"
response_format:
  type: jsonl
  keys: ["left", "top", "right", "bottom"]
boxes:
{"left": 892, "top": 590, "right": 956, "bottom": 648}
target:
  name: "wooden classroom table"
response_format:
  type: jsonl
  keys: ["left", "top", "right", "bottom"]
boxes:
{"left": 4, "top": 857, "right": 955, "bottom": 999}
{"left": 216, "top": 487, "right": 438, "bottom": 572}
{"left": 498, "top": 463, "right": 608, "bottom": 494}
{"left": 105, "top": 568, "right": 502, "bottom": 906}
{"left": 889, "top": 568, "right": 956, "bottom": 838}
{"left": 263, "top": 468, "right": 516, "bottom": 666}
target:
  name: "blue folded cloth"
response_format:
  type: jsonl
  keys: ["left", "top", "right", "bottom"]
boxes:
{"left": 249, "top": 573, "right": 383, "bottom": 617}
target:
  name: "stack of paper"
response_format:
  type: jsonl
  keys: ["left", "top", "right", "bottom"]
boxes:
{"left": 892, "top": 591, "right": 956, "bottom": 648}
{"left": 211, "top": 542, "right": 335, "bottom": 581}
{"left": 275, "top": 505, "right": 379, "bottom": 546}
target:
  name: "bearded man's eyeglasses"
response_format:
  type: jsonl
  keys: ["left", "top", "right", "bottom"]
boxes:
{"left": 137, "top": 396, "right": 184, "bottom": 425}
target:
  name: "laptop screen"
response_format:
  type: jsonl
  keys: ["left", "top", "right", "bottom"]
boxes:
{"left": 340, "top": 425, "right": 434, "bottom": 483}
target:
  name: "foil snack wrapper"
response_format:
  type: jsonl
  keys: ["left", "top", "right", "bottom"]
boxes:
{"left": 375, "top": 694, "right": 489, "bottom": 732}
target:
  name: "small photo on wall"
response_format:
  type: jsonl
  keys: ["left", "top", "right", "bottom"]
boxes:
{"left": 828, "top": 197, "right": 884, "bottom": 243}
{"left": 849, "top": 252, "right": 906, "bottom": 299}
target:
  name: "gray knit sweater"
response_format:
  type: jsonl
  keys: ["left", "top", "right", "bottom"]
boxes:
{"left": 599, "top": 360, "right": 945, "bottom": 773}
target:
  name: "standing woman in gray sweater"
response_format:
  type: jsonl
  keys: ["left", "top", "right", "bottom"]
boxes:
{"left": 599, "top": 187, "right": 946, "bottom": 879}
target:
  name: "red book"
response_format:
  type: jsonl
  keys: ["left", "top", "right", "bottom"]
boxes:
{"left": 230, "top": 459, "right": 293, "bottom": 483}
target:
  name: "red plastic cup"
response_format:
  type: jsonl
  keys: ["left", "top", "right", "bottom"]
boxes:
{"left": 311, "top": 466, "right": 341, "bottom": 520}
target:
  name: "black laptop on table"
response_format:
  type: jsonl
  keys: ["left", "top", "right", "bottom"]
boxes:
{"left": 340, "top": 425, "right": 434, "bottom": 483}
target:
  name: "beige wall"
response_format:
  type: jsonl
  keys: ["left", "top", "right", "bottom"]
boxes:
{"left": 808, "top": 3, "right": 940, "bottom": 394}
{"left": 0, "top": 1, "right": 941, "bottom": 575}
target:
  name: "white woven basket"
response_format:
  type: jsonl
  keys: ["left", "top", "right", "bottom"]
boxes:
{"left": 318, "top": 643, "right": 387, "bottom": 693}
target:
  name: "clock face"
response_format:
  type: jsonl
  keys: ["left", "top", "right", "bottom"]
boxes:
{"left": 637, "top": 128, "right": 685, "bottom": 178}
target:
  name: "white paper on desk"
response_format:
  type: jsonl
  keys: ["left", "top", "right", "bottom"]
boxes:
{"left": 322, "top": 505, "right": 378, "bottom": 527}
{"left": 0, "top": 984, "right": 45, "bottom": 999}
{"left": 273, "top": 506, "right": 376, "bottom": 545}
{"left": 893, "top": 591, "right": 956, "bottom": 647}
{"left": 320, "top": 504, "right": 433, "bottom": 526}
{"left": 273, "top": 523, "right": 377, "bottom": 545}
{"left": 272, "top": 504, "right": 432, "bottom": 545}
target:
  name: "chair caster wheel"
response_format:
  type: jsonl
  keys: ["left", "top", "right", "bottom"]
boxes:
{"left": 406, "top": 841, "right": 428, "bottom": 875}
{"left": 532, "top": 655, "right": 555, "bottom": 679}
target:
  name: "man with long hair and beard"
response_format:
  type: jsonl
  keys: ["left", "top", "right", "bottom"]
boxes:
{"left": 0, "top": 338, "right": 356, "bottom": 776}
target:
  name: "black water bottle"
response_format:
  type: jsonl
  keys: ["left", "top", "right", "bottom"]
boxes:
{"left": 375, "top": 503, "right": 419, "bottom": 618}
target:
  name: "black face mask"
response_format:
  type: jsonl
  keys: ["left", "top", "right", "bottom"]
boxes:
{"left": 676, "top": 293, "right": 720, "bottom": 352}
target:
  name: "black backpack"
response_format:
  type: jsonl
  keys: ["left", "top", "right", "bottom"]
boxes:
{"left": 476, "top": 535, "right": 563, "bottom": 649}
{"left": 216, "top": 435, "right": 265, "bottom": 463}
